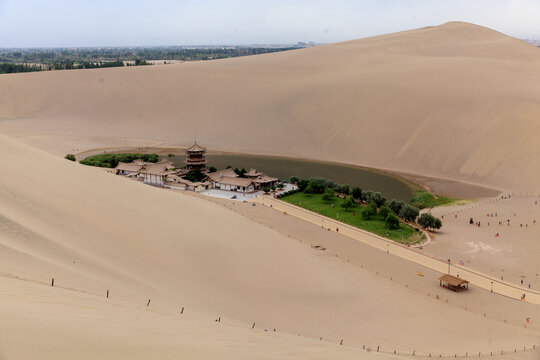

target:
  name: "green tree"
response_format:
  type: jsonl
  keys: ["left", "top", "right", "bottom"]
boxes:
{"left": 388, "top": 199, "right": 404, "bottom": 216}
{"left": 363, "top": 191, "right": 386, "bottom": 207}
{"left": 277, "top": 183, "right": 284, "bottom": 189}
{"left": 399, "top": 205, "right": 420, "bottom": 222}
{"left": 341, "top": 197, "right": 355, "bottom": 211}
{"left": 361, "top": 202, "right": 378, "bottom": 220}
{"left": 271, "top": 185, "right": 276, "bottom": 191}
{"left": 351, "top": 187, "right": 362, "bottom": 201}
{"left": 262, "top": 187, "right": 270, "bottom": 193}
{"left": 379, "top": 206, "right": 391, "bottom": 219}
{"left": 418, "top": 213, "right": 443, "bottom": 230}
{"left": 385, "top": 213, "right": 400, "bottom": 229}
{"left": 296, "top": 179, "right": 309, "bottom": 191}
{"left": 321, "top": 188, "right": 334, "bottom": 202}
{"left": 335, "top": 184, "right": 350, "bottom": 195}
{"left": 184, "top": 168, "right": 205, "bottom": 182}
{"left": 208, "top": 166, "right": 217, "bottom": 173}
{"left": 307, "top": 179, "right": 325, "bottom": 194}
{"left": 289, "top": 176, "right": 299, "bottom": 183}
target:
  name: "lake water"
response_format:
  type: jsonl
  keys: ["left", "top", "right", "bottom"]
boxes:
{"left": 169, "top": 153, "right": 415, "bottom": 202}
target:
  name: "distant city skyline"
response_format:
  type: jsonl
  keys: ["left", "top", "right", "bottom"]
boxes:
{"left": 0, "top": 0, "right": 539, "bottom": 47}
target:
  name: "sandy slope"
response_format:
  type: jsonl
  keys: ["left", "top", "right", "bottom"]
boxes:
{"left": 1, "top": 22, "right": 540, "bottom": 191}
{"left": 1, "top": 134, "right": 538, "bottom": 358}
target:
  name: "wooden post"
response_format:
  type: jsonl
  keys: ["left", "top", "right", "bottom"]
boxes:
{"left": 412, "top": 350, "right": 415, "bottom": 356}
{"left": 181, "top": 307, "right": 184, "bottom": 314}
{"left": 51, "top": 278, "right": 54, "bottom": 287}
{"left": 147, "top": 299, "right": 151, "bottom": 307}
{"left": 340, "top": 339, "right": 343, "bottom": 345}
{"left": 106, "top": 290, "right": 109, "bottom": 298}
{"left": 377, "top": 346, "right": 380, "bottom": 352}
{"left": 252, "top": 322, "right": 255, "bottom": 329}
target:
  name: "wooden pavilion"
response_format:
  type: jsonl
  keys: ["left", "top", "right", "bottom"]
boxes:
{"left": 439, "top": 274, "right": 469, "bottom": 292}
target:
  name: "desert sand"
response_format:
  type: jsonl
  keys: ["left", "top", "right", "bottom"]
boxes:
{"left": 1, "top": 133, "right": 538, "bottom": 358}
{"left": 1, "top": 22, "right": 540, "bottom": 192}
{"left": 2, "top": 21, "right": 540, "bottom": 359}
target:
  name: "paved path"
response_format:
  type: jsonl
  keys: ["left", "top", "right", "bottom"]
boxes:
{"left": 254, "top": 196, "right": 540, "bottom": 305}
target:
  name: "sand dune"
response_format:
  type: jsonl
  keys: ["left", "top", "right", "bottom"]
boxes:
{"left": 2, "top": 22, "right": 540, "bottom": 358}
{"left": 1, "top": 22, "right": 540, "bottom": 191}
{"left": 1, "top": 133, "right": 537, "bottom": 358}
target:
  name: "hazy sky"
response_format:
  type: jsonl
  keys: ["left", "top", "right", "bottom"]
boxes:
{"left": 1, "top": 0, "right": 539, "bottom": 47}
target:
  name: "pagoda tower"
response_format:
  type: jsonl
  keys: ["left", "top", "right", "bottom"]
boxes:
{"left": 185, "top": 141, "right": 207, "bottom": 171}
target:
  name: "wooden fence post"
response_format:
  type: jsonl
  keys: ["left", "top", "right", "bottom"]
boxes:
{"left": 51, "top": 278, "right": 54, "bottom": 287}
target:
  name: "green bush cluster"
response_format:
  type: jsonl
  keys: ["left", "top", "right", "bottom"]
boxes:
{"left": 64, "top": 154, "right": 76, "bottom": 161}
{"left": 80, "top": 153, "right": 158, "bottom": 168}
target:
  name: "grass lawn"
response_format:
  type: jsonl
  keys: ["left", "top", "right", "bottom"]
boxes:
{"left": 281, "top": 192, "right": 424, "bottom": 244}
{"left": 410, "top": 189, "right": 462, "bottom": 209}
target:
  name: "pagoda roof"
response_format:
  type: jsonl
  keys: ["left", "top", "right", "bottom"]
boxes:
{"left": 187, "top": 142, "right": 206, "bottom": 152}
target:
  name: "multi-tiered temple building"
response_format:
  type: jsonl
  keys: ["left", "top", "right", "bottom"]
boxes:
{"left": 185, "top": 141, "right": 207, "bottom": 171}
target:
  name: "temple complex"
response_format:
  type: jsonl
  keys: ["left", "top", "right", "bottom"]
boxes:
{"left": 113, "top": 141, "right": 280, "bottom": 194}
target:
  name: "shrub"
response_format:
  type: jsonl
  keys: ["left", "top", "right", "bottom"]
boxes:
{"left": 271, "top": 185, "right": 276, "bottom": 191}
{"left": 262, "top": 187, "right": 270, "bottom": 193}
{"left": 399, "top": 204, "right": 420, "bottom": 222}
{"left": 385, "top": 213, "right": 400, "bottom": 229}
{"left": 167, "top": 153, "right": 174, "bottom": 157}
{"left": 289, "top": 176, "right": 299, "bottom": 184}
{"left": 65, "top": 154, "right": 76, "bottom": 161}
{"left": 277, "top": 183, "right": 284, "bottom": 189}
{"left": 208, "top": 166, "right": 217, "bottom": 173}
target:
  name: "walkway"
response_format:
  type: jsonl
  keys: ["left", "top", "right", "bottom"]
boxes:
{"left": 254, "top": 196, "right": 540, "bottom": 305}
